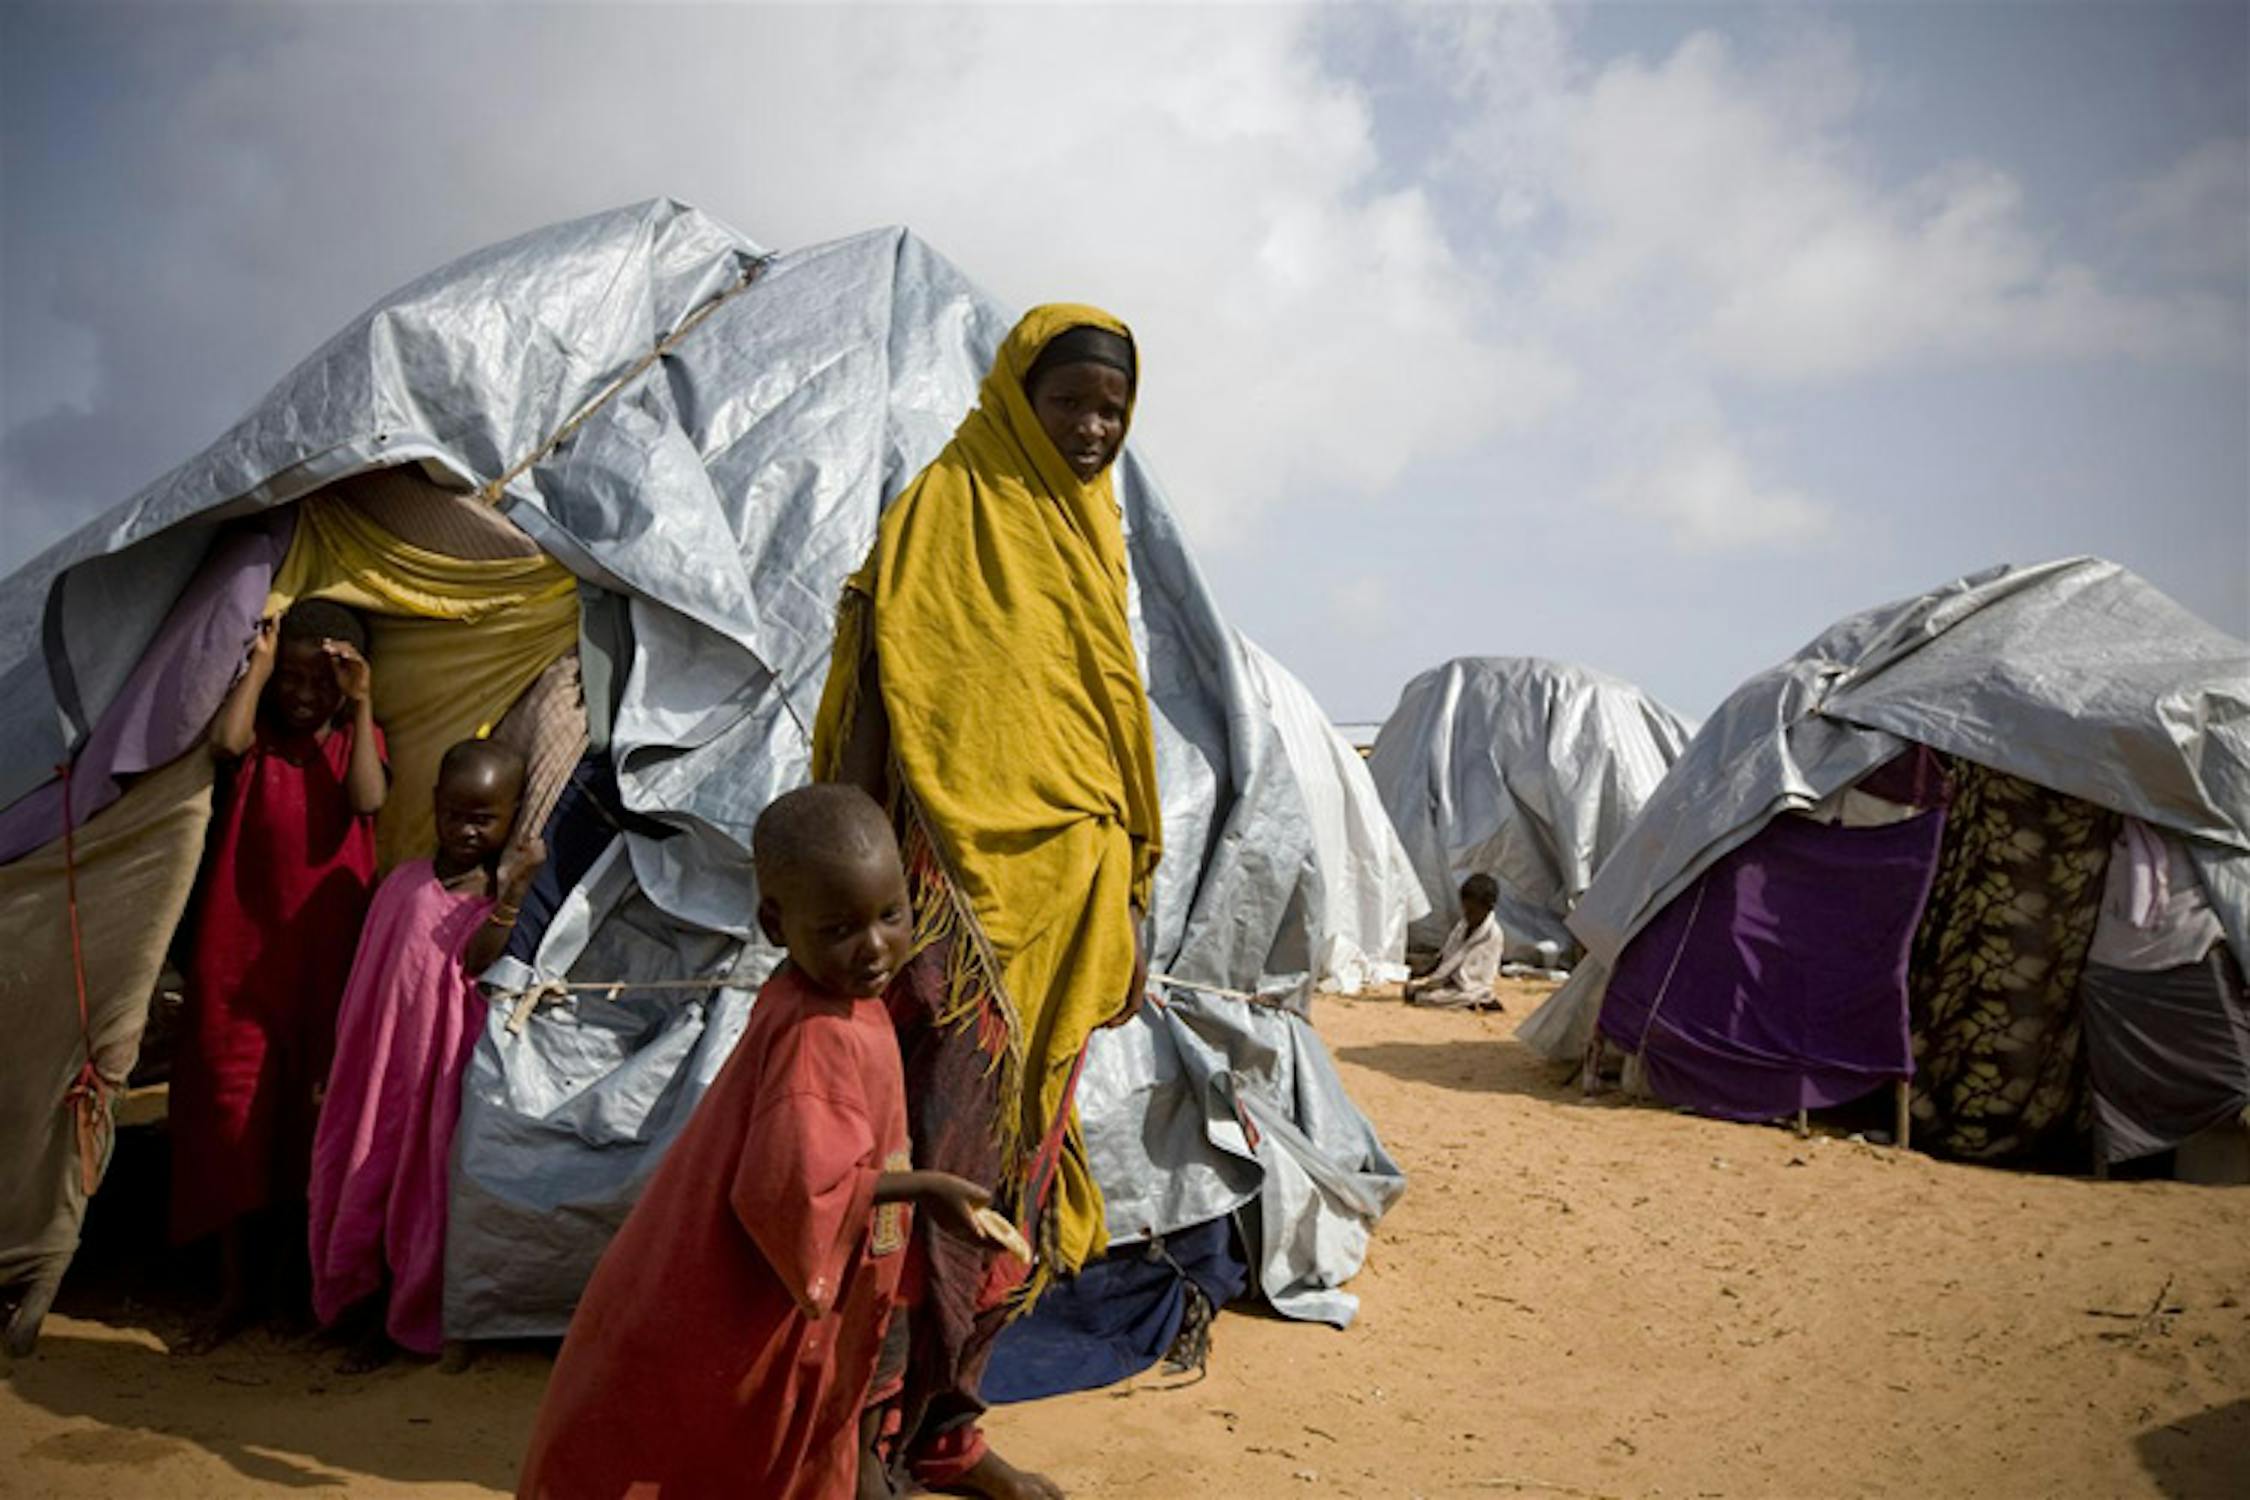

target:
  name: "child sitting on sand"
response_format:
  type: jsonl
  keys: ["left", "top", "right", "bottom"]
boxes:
{"left": 307, "top": 738, "right": 543, "bottom": 1373}
{"left": 1405, "top": 873, "right": 1506, "bottom": 1010}
{"left": 172, "top": 600, "right": 387, "bottom": 1353}
{"left": 517, "top": 784, "right": 1008, "bottom": 1500}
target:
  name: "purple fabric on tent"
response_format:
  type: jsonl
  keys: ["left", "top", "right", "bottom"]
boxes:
{"left": 0, "top": 515, "right": 291, "bottom": 865}
{"left": 1598, "top": 808, "right": 1948, "bottom": 1121}
{"left": 1857, "top": 743, "right": 1950, "bottom": 810}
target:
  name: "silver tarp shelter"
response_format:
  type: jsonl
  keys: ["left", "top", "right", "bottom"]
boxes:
{"left": 1518, "top": 559, "right": 2250, "bottom": 1064}
{"left": 1366, "top": 656, "right": 1693, "bottom": 957}
{"left": 1238, "top": 633, "right": 1428, "bottom": 993}
{"left": 0, "top": 200, "right": 1403, "bottom": 1341}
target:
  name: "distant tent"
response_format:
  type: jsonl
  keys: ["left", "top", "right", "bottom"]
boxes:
{"left": 1237, "top": 634, "right": 1428, "bottom": 993}
{"left": 1520, "top": 560, "right": 2249, "bottom": 1174}
{"left": 0, "top": 200, "right": 1404, "bottom": 1353}
{"left": 1366, "top": 656, "right": 1693, "bottom": 960}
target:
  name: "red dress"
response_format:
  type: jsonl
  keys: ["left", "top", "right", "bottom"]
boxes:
{"left": 170, "top": 719, "right": 382, "bottom": 1245}
{"left": 518, "top": 967, "right": 912, "bottom": 1500}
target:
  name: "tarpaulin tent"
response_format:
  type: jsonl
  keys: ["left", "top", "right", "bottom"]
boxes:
{"left": 1366, "top": 656, "right": 1693, "bottom": 959}
{"left": 1238, "top": 634, "right": 1428, "bottom": 993}
{"left": 1516, "top": 559, "right": 2249, "bottom": 1170}
{"left": 0, "top": 199, "right": 1404, "bottom": 1353}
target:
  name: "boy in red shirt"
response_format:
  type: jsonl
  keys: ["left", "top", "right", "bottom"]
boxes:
{"left": 519, "top": 784, "right": 1000, "bottom": 1500}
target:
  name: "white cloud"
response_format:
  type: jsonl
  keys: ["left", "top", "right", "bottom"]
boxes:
{"left": 1599, "top": 423, "right": 1833, "bottom": 554}
{"left": 1548, "top": 32, "right": 2237, "bottom": 379}
{"left": 1367, "top": 13, "right": 2243, "bottom": 559}
{"left": 2120, "top": 136, "right": 2250, "bottom": 285}
{"left": 1329, "top": 573, "right": 1399, "bottom": 635}
{"left": 0, "top": 4, "right": 1575, "bottom": 564}
{"left": 4, "top": 0, "right": 2239, "bottom": 612}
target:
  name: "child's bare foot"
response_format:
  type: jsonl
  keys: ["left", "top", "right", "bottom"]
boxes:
{"left": 437, "top": 1339, "right": 475, "bottom": 1374}
{"left": 944, "top": 1451, "right": 1065, "bottom": 1500}
{"left": 174, "top": 1297, "right": 258, "bottom": 1357}
{"left": 270, "top": 1301, "right": 319, "bottom": 1343}
{"left": 337, "top": 1327, "right": 398, "bottom": 1375}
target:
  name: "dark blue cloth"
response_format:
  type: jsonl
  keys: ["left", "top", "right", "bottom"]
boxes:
{"left": 503, "top": 757, "right": 629, "bottom": 965}
{"left": 982, "top": 1216, "right": 1249, "bottom": 1404}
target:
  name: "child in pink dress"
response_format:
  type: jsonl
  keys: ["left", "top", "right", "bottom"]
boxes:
{"left": 308, "top": 738, "right": 543, "bottom": 1372}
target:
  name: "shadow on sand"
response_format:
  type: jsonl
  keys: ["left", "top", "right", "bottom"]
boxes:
{"left": 2136, "top": 1397, "right": 2250, "bottom": 1500}
{"left": 3, "top": 1326, "right": 547, "bottom": 1491}
{"left": 3, "top": 1123, "right": 543, "bottom": 1492}
{"left": 1331, "top": 1032, "right": 1609, "bottom": 1106}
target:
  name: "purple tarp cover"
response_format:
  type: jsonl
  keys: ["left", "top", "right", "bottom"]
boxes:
{"left": 1598, "top": 808, "right": 1948, "bottom": 1121}
{"left": 0, "top": 515, "right": 290, "bottom": 866}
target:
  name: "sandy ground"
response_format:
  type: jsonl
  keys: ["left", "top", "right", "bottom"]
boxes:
{"left": 4, "top": 979, "right": 2246, "bottom": 1499}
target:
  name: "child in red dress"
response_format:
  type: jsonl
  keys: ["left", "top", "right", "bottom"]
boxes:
{"left": 518, "top": 784, "right": 1000, "bottom": 1500}
{"left": 172, "top": 599, "right": 387, "bottom": 1353}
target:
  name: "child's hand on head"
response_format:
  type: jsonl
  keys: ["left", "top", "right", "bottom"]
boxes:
{"left": 248, "top": 614, "right": 279, "bottom": 667}
{"left": 324, "top": 640, "right": 372, "bottom": 704}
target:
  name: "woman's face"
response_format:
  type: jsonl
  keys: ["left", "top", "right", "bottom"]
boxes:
{"left": 1028, "top": 361, "right": 1131, "bottom": 481}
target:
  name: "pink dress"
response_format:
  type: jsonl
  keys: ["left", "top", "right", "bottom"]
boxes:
{"left": 306, "top": 859, "right": 492, "bottom": 1353}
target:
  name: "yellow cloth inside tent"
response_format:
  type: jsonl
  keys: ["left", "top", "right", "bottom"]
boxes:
{"left": 266, "top": 494, "right": 580, "bottom": 869}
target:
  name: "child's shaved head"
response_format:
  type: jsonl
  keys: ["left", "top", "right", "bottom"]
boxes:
{"left": 754, "top": 785, "right": 911, "bottom": 998}
{"left": 440, "top": 738, "right": 527, "bottom": 798}
{"left": 754, "top": 784, "right": 894, "bottom": 893}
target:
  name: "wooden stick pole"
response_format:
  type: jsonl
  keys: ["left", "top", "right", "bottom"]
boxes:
{"left": 1894, "top": 1079, "right": 1912, "bottom": 1152}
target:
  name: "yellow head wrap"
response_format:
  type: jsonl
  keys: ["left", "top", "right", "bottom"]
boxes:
{"left": 812, "top": 304, "right": 1162, "bottom": 1285}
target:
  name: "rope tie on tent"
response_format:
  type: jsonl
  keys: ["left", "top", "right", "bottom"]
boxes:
{"left": 493, "top": 975, "right": 751, "bottom": 1035}
{"left": 55, "top": 760, "right": 112, "bottom": 1197}
{"left": 475, "top": 257, "right": 769, "bottom": 509}
{"left": 1146, "top": 1232, "right": 1215, "bottom": 1382}
{"left": 1149, "top": 972, "right": 1295, "bottom": 1011}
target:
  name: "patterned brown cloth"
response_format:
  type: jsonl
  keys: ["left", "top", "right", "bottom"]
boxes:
{"left": 1908, "top": 758, "right": 2117, "bottom": 1162}
{"left": 325, "top": 466, "right": 543, "bottom": 561}
{"left": 867, "top": 939, "right": 1017, "bottom": 1491}
{"left": 490, "top": 652, "right": 589, "bottom": 845}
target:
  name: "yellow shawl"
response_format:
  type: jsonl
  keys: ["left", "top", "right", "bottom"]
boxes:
{"left": 811, "top": 304, "right": 1162, "bottom": 1286}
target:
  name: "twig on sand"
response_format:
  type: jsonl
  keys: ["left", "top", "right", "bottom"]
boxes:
{"left": 1475, "top": 1479, "right": 1630, "bottom": 1499}
{"left": 2085, "top": 1273, "right": 2177, "bottom": 1335}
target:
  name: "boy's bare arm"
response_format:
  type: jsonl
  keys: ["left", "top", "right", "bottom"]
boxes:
{"left": 329, "top": 642, "right": 387, "bottom": 816}
{"left": 463, "top": 833, "right": 547, "bottom": 977}
{"left": 874, "top": 1169, "right": 990, "bottom": 1239}
{"left": 835, "top": 649, "right": 891, "bottom": 803}
{"left": 208, "top": 616, "right": 278, "bottom": 758}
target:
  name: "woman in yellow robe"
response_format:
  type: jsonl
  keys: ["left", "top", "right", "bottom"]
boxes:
{"left": 812, "top": 305, "right": 1160, "bottom": 1500}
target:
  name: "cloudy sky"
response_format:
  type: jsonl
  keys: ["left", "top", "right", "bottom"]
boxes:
{"left": 3, "top": 1, "right": 2243, "bottom": 722}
